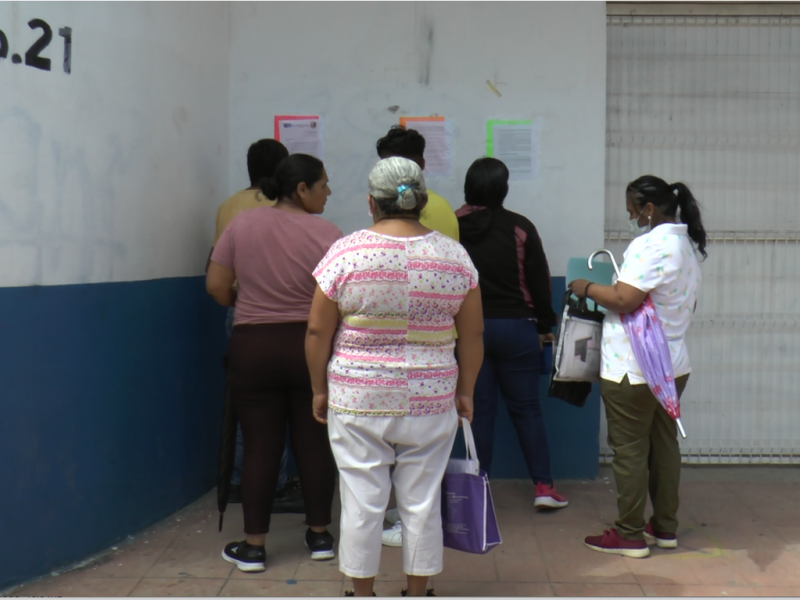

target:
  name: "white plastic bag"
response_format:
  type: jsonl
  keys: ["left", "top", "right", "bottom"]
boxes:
{"left": 552, "top": 291, "right": 604, "bottom": 382}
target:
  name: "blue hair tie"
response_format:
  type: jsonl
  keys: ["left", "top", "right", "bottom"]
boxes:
{"left": 397, "top": 184, "right": 410, "bottom": 195}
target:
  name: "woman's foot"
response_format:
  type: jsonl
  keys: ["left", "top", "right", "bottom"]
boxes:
{"left": 584, "top": 528, "right": 650, "bottom": 558}
{"left": 304, "top": 528, "right": 336, "bottom": 560}
{"left": 644, "top": 523, "right": 678, "bottom": 548}
{"left": 221, "top": 540, "right": 266, "bottom": 572}
{"left": 534, "top": 482, "right": 569, "bottom": 509}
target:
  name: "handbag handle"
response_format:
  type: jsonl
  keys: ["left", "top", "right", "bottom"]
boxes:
{"left": 461, "top": 417, "right": 481, "bottom": 474}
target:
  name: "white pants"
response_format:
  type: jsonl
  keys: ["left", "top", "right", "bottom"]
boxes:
{"left": 328, "top": 408, "right": 458, "bottom": 578}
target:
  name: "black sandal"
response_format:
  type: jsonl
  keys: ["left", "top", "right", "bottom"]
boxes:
{"left": 400, "top": 590, "right": 435, "bottom": 596}
{"left": 343, "top": 592, "right": 376, "bottom": 597}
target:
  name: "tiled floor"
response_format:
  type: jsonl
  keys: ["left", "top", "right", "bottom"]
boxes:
{"left": 6, "top": 467, "right": 800, "bottom": 597}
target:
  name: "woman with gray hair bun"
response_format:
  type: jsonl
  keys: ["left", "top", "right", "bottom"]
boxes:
{"left": 306, "top": 156, "right": 485, "bottom": 596}
{"left": 368, "top": 155, "right": 428, "bottom": 212}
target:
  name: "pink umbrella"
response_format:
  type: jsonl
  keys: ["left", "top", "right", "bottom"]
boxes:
{"left": 589, "top": 250, "right": 687, "bottom": 438}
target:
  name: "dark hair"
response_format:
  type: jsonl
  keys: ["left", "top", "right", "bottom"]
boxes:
{"left": 627, "top": 175, "right": 708, "bottom": 259}
{"left": 261, "top": 154, "right": 325, "bottom": 201}
{"left": 376, "top": 125, "right": 426, "bottom": 162}
{"left": 246, "top": 139, "right": 289, "bottom": 187}
{"left": 464, "top": 157, "right": 509, "bottom": 209}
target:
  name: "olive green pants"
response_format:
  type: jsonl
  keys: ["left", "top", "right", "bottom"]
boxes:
{"left": 600, "top": 374, "right": 689, "bottom": 541}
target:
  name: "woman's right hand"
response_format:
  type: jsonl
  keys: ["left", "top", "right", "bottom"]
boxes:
{"left": 455, "top": 394, "right": 474, "bottom": 423}
{"left": 312, "top": 393, "right": 329, "bottom": 425}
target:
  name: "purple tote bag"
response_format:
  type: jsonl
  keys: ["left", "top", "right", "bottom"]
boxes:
{"left": 441, "top": 418, "right": 502, "bottom": 554}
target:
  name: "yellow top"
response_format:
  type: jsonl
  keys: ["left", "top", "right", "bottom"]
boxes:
{"left": 419, "top": 189, "right": 461, "bottom": 338}
{"left": 212, "top": 189, "right": 276, "bottom": 246}
{"left": 420, "top": 190, "right": 459, "bottom": 241}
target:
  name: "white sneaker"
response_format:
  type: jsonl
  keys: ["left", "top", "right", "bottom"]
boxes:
{"left": 381, "top": 522, "right": 403, "bottom": 547}
{"left": 385, "top": 508, "right": 401, "bottom": 525}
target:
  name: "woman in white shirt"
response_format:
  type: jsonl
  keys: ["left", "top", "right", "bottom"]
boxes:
{"left": 569, "top": 175, "right": 707, "bottom": 559}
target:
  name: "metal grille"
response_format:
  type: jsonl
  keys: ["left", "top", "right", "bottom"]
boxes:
{"left": 602, "top": 15, "right": 800, "bottom": 464}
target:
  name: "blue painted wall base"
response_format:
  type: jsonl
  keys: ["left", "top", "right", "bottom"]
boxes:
{"left": 0, "top": 277, "right": 228, "bottom": 591}
{"left": 1, "top": 275, "right": 599, "bottom": 591}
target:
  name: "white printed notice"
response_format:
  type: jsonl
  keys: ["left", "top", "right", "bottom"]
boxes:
{"left": 274, "top": 115, "right": 324, "bottom": 160}
{"left": 399, "top": 116, "right": 451, "bottom": 177}
{"left": 486, "top": 120, "right": 538, "bottom": 181}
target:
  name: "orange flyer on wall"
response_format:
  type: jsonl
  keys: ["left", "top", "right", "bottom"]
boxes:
{"left": 398, "top": 116, "right": 450, "bottom": 177}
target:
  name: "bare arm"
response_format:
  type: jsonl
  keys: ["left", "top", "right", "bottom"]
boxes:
{"left": 569, "top": 278, "right": 647, "bottom": 314}
{"left": 306, "top": 285, "right": 341, "bottom": 424}
{"left": 206, "top": 261, "right": 237, "bottom": 307}
{"left": 453, "top": 285, "right": 484, "bottom": 423}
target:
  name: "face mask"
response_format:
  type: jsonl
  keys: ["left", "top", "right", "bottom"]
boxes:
{"left": 628, "top": 215, "right": 651, "bottom": 237}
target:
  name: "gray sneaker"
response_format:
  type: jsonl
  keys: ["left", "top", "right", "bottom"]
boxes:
{"left": 385, "top": 508, "right": 401, "bottom": 524}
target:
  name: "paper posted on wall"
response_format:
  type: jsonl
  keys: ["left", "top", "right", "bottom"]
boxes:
{"left": 486, "top": 120, "right": 538, "bottom": 181}
{"left": 399, "top": 116, "right": 451, "bottom": 177}
{"left": 274, "top": 115, "right": 324, "bottom": 160}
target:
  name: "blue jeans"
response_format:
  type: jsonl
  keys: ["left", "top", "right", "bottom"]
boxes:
{"left": 227, "top": 307, "right": 289, "bottom": 491}
{"left": 471, "top": 318, "right": 553, "bottom": 485}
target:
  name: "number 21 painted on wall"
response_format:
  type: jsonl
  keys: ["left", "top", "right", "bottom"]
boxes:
{"left": 0, "top": 18, "right": 72, "bottom": 74}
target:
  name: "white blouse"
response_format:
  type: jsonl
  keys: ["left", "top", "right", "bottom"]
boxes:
{"left": 601, "top": 223, "right": 702, "bottom": 384}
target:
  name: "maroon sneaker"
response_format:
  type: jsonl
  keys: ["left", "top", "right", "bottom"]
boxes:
{"left": 584, "top": 528, "right": 650, "bottom": 558}
{"left": 644, "top": 523, "right": 678, "bottom": 548}
{"left": 534, "top": 482, "right": 569, "bottom": 509}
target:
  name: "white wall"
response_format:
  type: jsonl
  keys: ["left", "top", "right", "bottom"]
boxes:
{"left": 228, "top": 2, "right": 607, "bottom": 276}
{"left": 1, "top": 2, "right": 607, "bottom": 287}
{"left": 0, "top": 2, "right": 229, "bottom": 287}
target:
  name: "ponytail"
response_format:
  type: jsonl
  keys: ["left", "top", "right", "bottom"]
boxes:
{"left": 670, "top": 182, "right": 708, "bottom": 259}
{"left": 395, "top": 184, "right": 421, "bottom": 210}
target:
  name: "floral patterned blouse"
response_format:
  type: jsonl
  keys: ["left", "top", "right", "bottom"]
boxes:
{"left": 313, "top": 229, "right": 479, "bottom": 417}
{"left": 601, "top": 223, "right": 702, "bottom": 384}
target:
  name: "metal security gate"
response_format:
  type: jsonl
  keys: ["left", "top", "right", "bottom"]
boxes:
{"left": 603, "top": 7, "right": 800, "bottom": 463}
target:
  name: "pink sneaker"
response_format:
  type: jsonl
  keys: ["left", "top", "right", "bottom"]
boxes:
{"left": 584, "top": 528, "right": 650, "bottom": 558}
{"left": 644, "top": 523, "right": 678, "bottom": 549}
{"left": 534, "top": 482, "right": 569, "bottom": 509}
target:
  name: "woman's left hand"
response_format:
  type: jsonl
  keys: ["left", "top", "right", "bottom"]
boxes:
{"left": 455, "top": 394, "right": 474, "bottom": 423}
{"left": 569, "top": 279, "right": 591, "bottom": 299}
{"left": 312, "top": 393, "right": 329, "bottom": 425}
{"left": 538, "top": 332, "right": 556, "bottom": 350}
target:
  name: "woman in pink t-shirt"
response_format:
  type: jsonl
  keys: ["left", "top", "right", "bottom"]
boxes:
{"left": 306, "top": 157, "right": 485, "bottom": 597}
{"left": 207, "top": 154, "right": 342, "bottom": 573}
